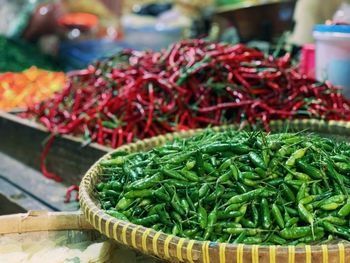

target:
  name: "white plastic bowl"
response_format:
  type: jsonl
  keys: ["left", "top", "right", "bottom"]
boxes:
{"left": 313, "top": 25, "right": 350, "bottom": 98}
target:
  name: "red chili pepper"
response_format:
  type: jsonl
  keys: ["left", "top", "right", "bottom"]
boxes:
{"left": 126, "top": 130, "right": 134, "bottom": 143}
{"left": 197, "top": 101, "right": 255, "bottom": 113}
{"left": 291, "top": 101, "right": 304, "bottom": 112}
{"left": 117, "top": 127, "right": 124, "bottom": 148}
{"left": 40, "top": 135, "right": 62, "bottom": 182}
{"left": 145, "top": 84, "right": 154, "bottom": 133}
{"left": 97, "top": 119, "right": 104, "bottom": 145}
{"left": 64, "top": 185, "right": 79, "bottom": 203}
{"left": 39, "top": 116, "right": 53, "bottom": 132}
{"left": 111, "top": 128, "right": 118, "bottom": 148}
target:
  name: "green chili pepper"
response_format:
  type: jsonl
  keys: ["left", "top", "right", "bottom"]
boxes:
{"left": 97, "top": 182, "right": 105, "bottom": 191}
{"left": 226, "top": 188, "right": 263, "bottom": 205}
{"left": 217, "top": 210, "right": 243, "bottom": 220}
{"left": 298, "top": 203, "right": 314, "bottom": 229}
{"left": 217, "top": 222, "right": 242, "bottom": 228}
{"left": 321, "top": 203, "right": 342, "bottom": 210}
{"left": 217, "top": 169, "right": 232, "bottom": 184}
{"left": 181, "top": 170, "right": 200, "bottom": 182}
{"left": 284, "top": 206, "right": 298, "bottom": 216}
{"left": 170, "top": 211, "right": 182, "bottom": 223}
{"left": 224, "top": 203, "right": 242, "bottom": 212}
{"left": 235, "top": 204, "right": 248, "bottom": 223}
{"left": 132, "top": 214, "right": 159, "bottom": 225}
{"left": 251, "top": 202, "right": 259, "bottom": 227}
{"left": 269, "top": 234, "right": 287, "bottom": 245}
{"left": 102, "top": 201, "right": 112, "bottom": 210}
{"left": 248, "top": 152, "right": 266, "bottom": 169}
{"left": 205, "top": 186, "right": 225, "bottom": 202}
{"left": 271, "top": 203, "right": 285, "bottom": 228}
{"left": 116, "top": 197, "right": 133, "bottom": 210}
{"left": 185, "top": 190, "right": 196, "bottom": 212}
{"left": 189, "top": 188, "right": 199, "bottom": 202}
{"left": 282, "top": 184, "right": 296, "bottom": 202}
{"left": 124, "top": 189, "right": 153, "bottom": 199}
{"left": 335, "top": 162, "right": 350, "bottom": 173}
{"left": 331, "top": 154, "right": 349, "bottom": 163}
{"left": 298, "top": 231, "right": 325, "bottom": 243}
{"left": 203, "top": 161, "right": 218, "bottom": 177}
{"left": 286, "top": 148, "right": 308, "bottom": 166}
{"left": 284, "top": 136, "right": 303, "bottom": 144}
{"left": 104, "top": 210, "right": 129, "bottom": 221}
{"left": 105, "top": 189, "right": 120, "bottom": 199}
{"left": 239, "top": 171, "right": 261, "bottom": 180}
{"left": 195, "top": 151, "right": 205, "bottom": 177}
{"left": 241, "top": 236, "right": 263, "bottom": 244}
{"left": 267, "top": 178, "right": 284, "bottom": 186}
{"left": 202, "top": 143, "right": 250, "bottom": 154}
{"left": 183, "top": 228, "right": 199, "bottom": 238}
{"left": 153, "top": 187, "right": 171, "bottom": 202}
{"left": 232, "top": 231, "right": 247, "bottom": 244}
{"left": 155, "top": 207, "right": 172, "bottom": 226}
{"left": 321, "top": 221, "right": 350, "bottom": 239}
{"left": 338, "top": 201, "right": 350, "bottom": 217}
{"left": 285, "top": 217, "right": 299, "bottom": 227}
{"left": 221, "top": 191, "right": 238, "bottom": 199}
{"left": 162, "top": 168, "right": 187, "bottom": 180}
{"left": 300, "top": 195, "right": 315, "bottom": 205}
{"left": 172, "top": 199, "right": 186, "bottom": 216}
{"left": 180, "top": 198, "right": 190, "bottom": 215}
{"left": 198, "top": 205, "right": 208, "bottom": 229}
{"left": 230, "top": 164, "right": 239, "bottom": 181}
{"left": 151, "top": 223, "right": 162, "bottom": 231}
{"left": 254, "top": 167, "right": 267, "bottom": 178}
{"left": 261, "top": 198, "right": 271, "bottom": 229}
{"left": 325, "top": 161, "right": 346, "bottom": 193}
{"left": 218, "top": 158, "right": 233, "bottom": 172}
{"left": 293, "top": 172, "right": 311, "bottom": 181}
{"left": 295, "top": 159, "right": 323, "bottom": 179}
{"left": 322, "top": 216, "right": 347, "bottom": 226}
{"left": 296, "top": 183, "right": 307, "bottom": 202}
{"left": 279, "top": 226, "right": 313, "bottom": 239}
{"left": 129, "top": 173, "right": 162, "bottom": 190}
{"left": 240, "top": 218, "right": 256, "bottom": 228}
{"left": 203, "top": 206, "right": 218, "bottom": 239}
{"left": 148, "top": 203, "right": 166, "bottom": 216}
{"left": 100, "top": 156, "right": 126, "bottom": 166}
{"left": 262, "top": 149, "right": 270, "bottom": 167}
{"left": 167, "top": 179, "right": 197, "bottom": 188}
{"left": 223, "top": 228, "right": 261, "bottom": 236}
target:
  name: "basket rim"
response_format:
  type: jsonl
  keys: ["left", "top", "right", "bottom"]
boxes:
{"left": 79, "top": 119, "right": 350, "bottom": 260}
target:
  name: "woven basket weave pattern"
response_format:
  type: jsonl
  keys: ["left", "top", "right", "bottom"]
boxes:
{"left": 80, "top": 119, "right": 350, "bottom": 263}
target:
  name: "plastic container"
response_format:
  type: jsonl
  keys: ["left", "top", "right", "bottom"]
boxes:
{"left": 313, "top": 25, "right": 350, "bottom": 98}
{"left": 299, "top": 43, "right": 315, "bottom": 78}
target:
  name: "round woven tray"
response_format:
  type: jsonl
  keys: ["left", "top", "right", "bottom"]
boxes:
{"left": 80, "top": 119, "right": 350, "bottom": 263}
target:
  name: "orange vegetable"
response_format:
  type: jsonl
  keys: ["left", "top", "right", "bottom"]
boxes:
{"left": 0, "top": 66, "right": 65, "bottom": 111}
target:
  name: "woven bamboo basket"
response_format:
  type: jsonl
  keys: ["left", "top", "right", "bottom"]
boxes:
{"left": 80, "top": 119, "right": 350, "bottom": 263}
{"left": 0, "top": 211, "right": 164, "bottom": 262}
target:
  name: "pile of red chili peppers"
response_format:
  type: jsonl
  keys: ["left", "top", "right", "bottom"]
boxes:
{"left": 20, "top": 39, "right": 350, "bottom": 200}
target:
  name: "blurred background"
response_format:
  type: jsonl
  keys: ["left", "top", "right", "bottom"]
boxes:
{"left": 0, "top": 0, "right": 301, "bottom": 71}
{"left": 1, "top": 0, "right": 348, "bottom": 71}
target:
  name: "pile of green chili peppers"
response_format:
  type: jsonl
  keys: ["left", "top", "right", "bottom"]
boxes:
{"left": 96, "top": 130, "right": 350, "bottom": 245}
